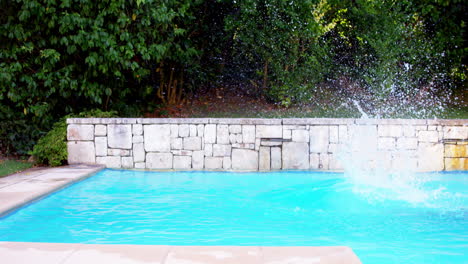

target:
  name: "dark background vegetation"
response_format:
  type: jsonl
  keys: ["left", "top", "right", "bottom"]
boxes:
{"left": 1, "top": 0, "right": 466, "bottom": 156}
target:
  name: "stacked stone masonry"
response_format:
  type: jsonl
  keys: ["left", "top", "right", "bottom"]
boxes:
{"left": 67, "top": 118, "right": 468, "bottom": 171}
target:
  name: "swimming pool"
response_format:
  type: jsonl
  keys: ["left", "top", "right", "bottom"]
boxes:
{"left": 0, "top": 169, "right": 466, "bottom": 264}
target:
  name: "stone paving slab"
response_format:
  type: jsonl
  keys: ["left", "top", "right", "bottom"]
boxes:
{"left": 0, "top": 165, "right": 103, "bottom": 217}
{"left": 0, "top": 242, "right": 362, "bottom": 264}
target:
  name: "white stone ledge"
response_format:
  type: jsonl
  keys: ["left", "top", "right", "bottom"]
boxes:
{"left": 354, "top": 119, "right": 428, "bottom": 125}
{"left": 209, "top": 118, "right": 282, "bottom": 125}
{"left": 283, "top": 118, "right": 355, "bottom": 125}
{"left": 67, "top": 118, "right": 468, "bottom": 126}
{"left": 137, "top": 118, "right": 211, "bottom": 124}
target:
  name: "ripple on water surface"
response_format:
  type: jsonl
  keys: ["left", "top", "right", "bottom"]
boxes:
{"left": 0, "top": 169, "right": 466, "bottom": 264}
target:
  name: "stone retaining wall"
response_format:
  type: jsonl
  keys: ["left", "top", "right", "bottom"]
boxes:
{"left": 67, "top": 118, "right": 468, "bottom": 171}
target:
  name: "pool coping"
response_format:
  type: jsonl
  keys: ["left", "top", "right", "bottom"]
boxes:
{"left": 0, "top": 242, "right": 362, "bottom": 264}
{"left": 0, "top": 165, "right": 104, "bottom": 217}
{"left": 0, "top": 166, "right": 362, "bottom": 263}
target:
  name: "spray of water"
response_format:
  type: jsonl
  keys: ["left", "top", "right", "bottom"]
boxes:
{"left": 340, "top": 102, "right": 464, "bottom": 209}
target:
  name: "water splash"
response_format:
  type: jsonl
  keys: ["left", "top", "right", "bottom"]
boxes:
{"left": 352, "top": 100, "right": 369, "bottom": 119}
{"left": 339, "top": 116, "right": 465, "bottom": 210}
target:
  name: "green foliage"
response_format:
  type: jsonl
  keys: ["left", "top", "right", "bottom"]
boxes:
{"left": 1, "top": 0, "right": 466, "bottom": 154}
{"left": 30, "top": 110, "right": 117, "bottom": 166}
{"left": 30, "top": 118, "right": 67, "bottom": 167}
{"left": 225, "top": 0, "right": 342, "bottom": 104}
{"left": 0, "top": 0, "right": 204, "bottom": 154}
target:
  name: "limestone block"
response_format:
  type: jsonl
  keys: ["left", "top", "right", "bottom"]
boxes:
{"left": 183, "top": 137, "right": 202, "bottom": 150}
{"left": 171, "top": 150, "right": 193, "bottom": 156}
{"left": 338, "top": 125, "right": 348, "bottom": 143}
{"left": 378, "top": 137, "right": 396, "bottom": 150}
{"left": 256, "top": 125, "right": 282, "bottom": 138}
{"left": 402, "top": 126, "right": 416, "bottom": 137}
{"left": 132, "top": 124, "right": 143, "bottom": 135}
{"left": 146, "top": 153, "right": 173, "bottom": 169}
{"left": 444, "top": 126, "right": 467, "bottom": 140}
{"left": 428, "top": 125, "right": 437, "bottom": 131}
{"left": 223, "top": 157, "right": 232, "bottom": 169}
{"left": 189, "top": 125, "right": 197, "bottom": 137}
{"left": 134, "top": 162, "right": 146, "bottom": 169}
{"left": 144, "top": 125, "right": 171, "bottom": 152}
{"left": 197, "top": 124, "right": 204, "bottom": 137}
{"left": 445, "top": 144, "right": 467, "bottom": 158}
{"left": 418, "top": 130, "right": 439, "bottom": 143}
{"left": 232, "top": 149, "right": 258, "bottom": 170}
{"left": 283, "top": 129, "right": 292, "bottom": 140}
{"left": 205, "top": 157, "right": 223, "bottom": 169}
{"left": 121, "top": 157, "right": 134, "bottom": 169}
{"left": 133, "top": 135, "right": 143, "bottom": 143}
{"left": 260, "top": 140, "right": 282, "bottom": 146}
{"left": 204, "top": 144, "right": 213, "bottom": 156}
{"left": 229, "top": 125, "right": 242, "bottom": 134}
{"left": 271, "top": 147, "right": 282, "bottom": 169}
{"left": 319, "top": 153, "right": 329, "bottom": 170}
{"left": 67, "top": 125, "right": 94, "bottom": 141}
{"left": 213, "top": 144, "right": 232, "bottom": 157}
{"left": 242, "top": 125, "right": 255, "bottom": 143}
{"left": 217, "top": 125, "right": 230, "bottom": 144}
{"left": 179, "top": 124, "right": 190, "bottom": 137}
{"left": 417, "top": 143, "right": 444, "bottom": 171}
{"left": 68, "top": 141, "right": 95, "bottom": 164}
{"left": 174, "top": 156, "right": 191, "bottom": 169}
{"left": 171, "top": 138, "right": 183, "bottom": 150}
{"left": 170, "top": 124, "right": 179, "bottom": 138}
{"left": 444, "top": 158, "right": 467, "bottom": 170}
{"left": 96, "top": 156, "right": 121, "bottom": 168}
{"left": 259, "top": 147, "right": 271, "bottom": 170}
{"left": 310, "top": 153, "right": 319, "bottom": 169}
{"left": 283, "top": 125, "right": 306, "bottom": 130}
{"left": 282, "top": 142, "right": 309, "bottom": 169}
{"left": 310, "top": 126, "right": 329, "bottom": 153}
{"left": 328, "top": 143, "right": 342, "bottom": 153}
{"left": 292, "top": 130, "right": 309, "bottom": 142}
{"left": 414, "top": 125, "right": 428, "bottom": 131}
{"left": 348, "top": 125, "right": 377, "bottom": 152}
{"left": 192, "top": 151, "right": 204, "bottom": 169}
{"left": 236, "top": 134, "right": 243, "bottom": 143}
{"left": 255, "top": 138, "right": 261, "bottom": 151}
{"left": 133, "top": 143, "right": 145, "bottom": 162}
{"left": 108, "top": 124, "right": 132, "bottom": 149}
{"left": 392, "top": 152, "right": 417, "bottom": 171}
{"left": 329, "top": 154, "right": 343, "bottom": 170}
{"left": 329, "top": 126, "right": 339, "bottom": 143}
{"left": 95, "top": 125, "right": 107, "bottom": 136}
{"left": 108, "top": 148, "right": 130, "bottom": 156}
{"left": 204, "top": 124, "right": 217, "bottom": 144}
{"left": 229, "top": 134, "right": 237, "bottom": 144}
{"left": 378, "top": 125, "right": 402, "bottom": 137}
{"left": 396, "top": 137, "right": 418, "bottom": 150}
{"left": 232, "top": 143, "right": 255, "bottom": 149}
{"left": 95, "top": 137, "right": 107, "bottom": 157}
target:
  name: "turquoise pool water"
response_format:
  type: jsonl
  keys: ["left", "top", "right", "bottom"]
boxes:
{"left": 0, "top": 169, "right": 466, "bottom": 263}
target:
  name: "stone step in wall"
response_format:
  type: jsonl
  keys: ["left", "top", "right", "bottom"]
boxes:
{"left": 67, "top": 118, "right": 468, "bottom": 171}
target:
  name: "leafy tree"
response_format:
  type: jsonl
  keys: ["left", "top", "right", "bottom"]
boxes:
{"left": 0, "top": 0, "right": 203, "bottom": 154}
{"left": 225, "top": 0, "right": 346, "bottom": 105}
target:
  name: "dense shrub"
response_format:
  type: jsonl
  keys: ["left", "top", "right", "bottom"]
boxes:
{"left": 1, "top": 0, "right": 466, "bottom": 154}
{"left": 30, "top": 110, "right": 117, "bottom": 166}
{"left": 0, "top": 0, "right": 207, "bottom": 154}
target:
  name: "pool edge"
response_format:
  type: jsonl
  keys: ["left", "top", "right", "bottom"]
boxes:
{"left": 0, "top": 242, "right": 362, "bottom": 264}
{"left": 0, "top": 165, "right": 104, "bottom": 218}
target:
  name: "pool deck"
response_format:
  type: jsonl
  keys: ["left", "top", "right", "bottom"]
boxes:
{"left": 0, "top": 166, "right": 362, "bottom": 264}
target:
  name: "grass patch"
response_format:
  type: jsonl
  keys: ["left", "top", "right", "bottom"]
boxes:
{"left": 0, "top": 160, "right": 33, "bottom": 178}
